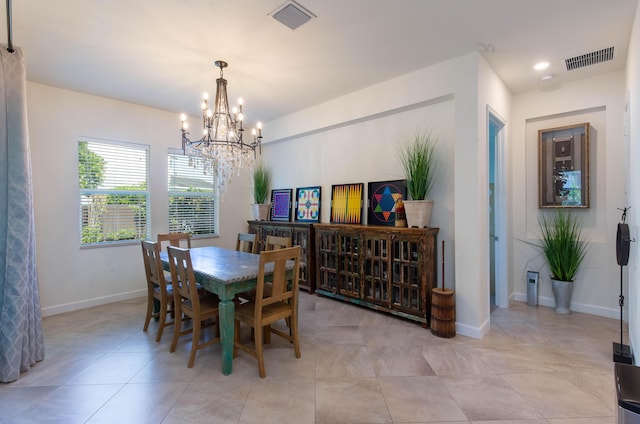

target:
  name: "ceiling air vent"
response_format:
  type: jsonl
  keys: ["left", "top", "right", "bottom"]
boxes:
{"left": 565, "top": 47, "right": 614, "bottom": 71}
{"left": 270, "top": 1, "right": 316, "bottom": 30}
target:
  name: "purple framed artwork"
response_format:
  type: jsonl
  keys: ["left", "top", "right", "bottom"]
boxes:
{"left": 367, "top": 179, "right": 407, "bottom": 226}
{"left": 269, "top": 188, "right": 293, "bottom": 221}
{"left": 295, "top": 186, "right": 321, "bottom": 222}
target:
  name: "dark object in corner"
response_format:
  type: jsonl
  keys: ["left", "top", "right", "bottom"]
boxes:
{"left": 615, "top": 362, "right": 640, "bottom": 421}
{"left": 614, "top": 342, "right": 633, "bottom": 364}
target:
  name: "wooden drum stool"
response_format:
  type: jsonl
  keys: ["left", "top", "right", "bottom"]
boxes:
{"left": 430, "top": 288, "right": 455, "bottom": 338}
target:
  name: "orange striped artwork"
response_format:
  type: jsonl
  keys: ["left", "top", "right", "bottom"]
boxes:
{"left": 330, "top": 183, "right": 363, "bottom": 224}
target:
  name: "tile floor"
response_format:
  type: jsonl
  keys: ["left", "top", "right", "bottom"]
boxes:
{"left": 0, "top": 292, "right": 623, "bottom": 424}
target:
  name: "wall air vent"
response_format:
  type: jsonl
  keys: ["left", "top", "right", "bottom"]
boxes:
{"left": 270, "top": 1, "right": 316, "bottom": 30}
{"left": 565, "top": 46, "right": 614, "bottom": 71}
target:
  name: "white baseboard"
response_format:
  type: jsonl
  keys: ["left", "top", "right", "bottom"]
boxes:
{"left": 456, "top": 317, "right": 490, "bottom": 339}
{"left": 512, "top": 292, "right": 619, "bottom": 319}
{"left": 456, "top": 293, "right": 620, "bottom": 340}
{"left": 41, "top": 289, "right": 146, "bottom": 317}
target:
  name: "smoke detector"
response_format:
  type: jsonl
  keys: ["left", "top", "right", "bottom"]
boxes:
{"left": 270, "top": 1, "right": 316, "bottom": 30}
{"left": 565, "top": 47, "right": 614, "bottom": 71}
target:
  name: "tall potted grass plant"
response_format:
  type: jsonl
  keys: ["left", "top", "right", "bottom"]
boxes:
{"left": 537, "top": 211, "right": 589, "bottom": 314}
{"left": 398, "top": 130, "right": 439, "bottom": 227}
{"left": 251, "top": 163, "right": 272, "bottom": 221}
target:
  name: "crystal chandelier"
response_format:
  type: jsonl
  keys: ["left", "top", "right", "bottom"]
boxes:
{"left": 180, "top": 60, "right": 263, "bottom": 192}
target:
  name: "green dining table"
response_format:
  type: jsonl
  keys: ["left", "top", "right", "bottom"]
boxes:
{"left": 160, "top": 245, "right": 293, "bottom": 375}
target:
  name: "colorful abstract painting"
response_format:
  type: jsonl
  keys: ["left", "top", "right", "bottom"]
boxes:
{"left": 330, "top": 183, "right": 364, "bottom": 224}
{"left": 270, "top": 188, "right": 292, "bottom": 221}
{"left": 367, "top": 180, "right": 407, "bottom": 226}
{"left": 295, "top": 186, "right": 321, "bottom": 222}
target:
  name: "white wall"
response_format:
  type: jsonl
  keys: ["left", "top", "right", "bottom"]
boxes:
{"left": 265, "top": 52, "right": 511, "bottom": 338}
{"left": 263, "top": 75, "right": 458, "bottom": 304}
{"left": 626, "top": 2, "right": 640, "bottom": 361}
{"left": 27, "top": 82, "right": 252, "bottom": 315}
{"left": 511, "top": 71, "right": 627, "bottom": 318}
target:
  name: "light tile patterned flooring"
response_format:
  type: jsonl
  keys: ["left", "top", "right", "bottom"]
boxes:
{"left": 0, "top": 292, "right": 622, "bottom": 423}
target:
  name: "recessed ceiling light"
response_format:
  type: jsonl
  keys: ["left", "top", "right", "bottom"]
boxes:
{"left": 534, "top": 61, "right": 550, "bottom": 71}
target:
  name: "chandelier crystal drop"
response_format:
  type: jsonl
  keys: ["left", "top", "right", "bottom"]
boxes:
{"left": 180, "top": 60, "right": 263, "bottom": 192}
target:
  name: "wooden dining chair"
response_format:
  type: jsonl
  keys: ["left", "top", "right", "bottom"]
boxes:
{"left": 261, "top": 235, "right": 294, "bottom": 337}
{"left": 264, "top": 235, "right": 292, "bottom": 251}
{"left": 167, "top": 246, "right": 220, "bottom": 368}
{"left": 233, "top": 246, "right": 301, "bottom": 378}
{"left": 236, "top": 233, "right": 258, "bottom": 254}
{"left": 141, "top": 240, "right": 175, "bottom": 342}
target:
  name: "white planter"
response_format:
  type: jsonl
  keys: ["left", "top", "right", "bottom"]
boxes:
{"left": 251, "top": 203, "right": 271, "bottom": 221}
{"left": 403, "top": 199, "right": 433, "bottom": 228}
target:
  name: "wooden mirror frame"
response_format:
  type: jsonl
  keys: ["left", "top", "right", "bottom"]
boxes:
{"left": 538, "top": 123, "right": 590, "bottom": 208}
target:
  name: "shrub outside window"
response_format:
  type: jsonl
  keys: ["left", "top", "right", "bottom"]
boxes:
{"left": 78, "top": 139, "right": 150, "bottom": 246}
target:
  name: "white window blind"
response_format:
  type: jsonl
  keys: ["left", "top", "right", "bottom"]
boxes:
{"left": 78, "top": 139, "right": 150, "bottom": 246}
{"left": 168, "top": 151, "right": 218, "bottom": 236}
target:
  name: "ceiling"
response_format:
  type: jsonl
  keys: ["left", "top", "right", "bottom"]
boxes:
{"left": 1, "top": 0, "right": 638, "bottom": 129}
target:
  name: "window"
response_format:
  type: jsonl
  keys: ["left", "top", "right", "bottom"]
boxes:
{"left": 168, "top": 150, "right": 218, "bottom": 236}
{"left": 78, "top": 139, "right": 150, "bottom": 246}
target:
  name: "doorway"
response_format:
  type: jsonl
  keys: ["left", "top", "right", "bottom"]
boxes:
{"left": 488, "top": 110, "right": 507, "bottom": 310}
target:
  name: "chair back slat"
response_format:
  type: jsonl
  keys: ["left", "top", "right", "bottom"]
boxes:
{"left": 158, "top": 232, "right": 191, "bottom": 250}
{"left": 264, "top": 235, "right": 292, "bottom": 251}
{"left": 236, "top": 233, "right": 257, "bottom": 254}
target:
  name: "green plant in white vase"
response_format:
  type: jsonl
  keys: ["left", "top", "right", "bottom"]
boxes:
{"left": 398, "top": 129, "right": 438, "bottom": 227}
{"left": 251, "top": 163, "right": 272, "bottom": 221}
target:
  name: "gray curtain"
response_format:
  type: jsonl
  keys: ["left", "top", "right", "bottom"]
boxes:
{"left": 0, "top": 46, "right": 44, "bottom": 383}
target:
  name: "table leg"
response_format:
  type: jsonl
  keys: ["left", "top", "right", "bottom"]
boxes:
{"left": 218, "top": 298, "right": 235, "bottom": 375}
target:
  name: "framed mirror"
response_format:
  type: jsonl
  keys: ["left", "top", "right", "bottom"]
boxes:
{"left": 538, "top": 123, "right": 590, "bottom": 208}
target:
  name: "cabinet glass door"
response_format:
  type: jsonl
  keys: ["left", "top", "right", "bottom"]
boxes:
{"left": 362, "top": 235, "right": 390, "bottom": 306}
{"left": 391, "top": 237, "right": 422, "bottom": 313}
{"left": 338, "top": 233, "right": 360, "bottom": 298}
{"left": 317, "top": 230, "right": 338, "bottom": 292}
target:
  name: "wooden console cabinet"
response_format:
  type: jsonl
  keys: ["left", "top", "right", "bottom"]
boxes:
{"left": 247, "top": 221, "right": 316, "bottom": 293}
{"left": 314, "top": 223, "right": 438, "bottom": 326}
